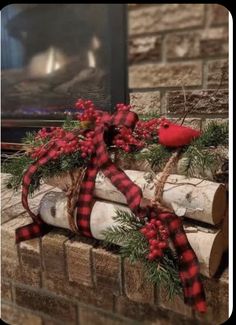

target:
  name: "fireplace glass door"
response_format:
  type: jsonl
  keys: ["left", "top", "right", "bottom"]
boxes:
{"left": 1, "top": 4, "right": 127, "bottom": 146}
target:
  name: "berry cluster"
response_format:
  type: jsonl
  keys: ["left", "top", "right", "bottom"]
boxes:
{"left": 30, "top": 126, "right": 94, "bottom": 160}
{"left": 140, "top": 219, "right": 169, "bottom": 261}
{"left": 113, "top": 126, "right": 144, "bottom": 152}
{"left": 116, "top": 103, "right": 132, "bottom": 112}
{"left": 135, "top": 118, "right": 160, "bottom": 142}
{"left": 80, "top": 131, "right": 95, "bottom": 158}
{"left": 75, "top": 99, "right": 102, "bottom": 123}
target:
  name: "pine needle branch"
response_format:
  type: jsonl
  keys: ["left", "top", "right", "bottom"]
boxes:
{"left": 102, "top": 210, "right": 182, "bottom": 297}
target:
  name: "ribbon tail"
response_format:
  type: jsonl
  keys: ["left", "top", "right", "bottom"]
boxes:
{"left": 16, "top": 144, "right": 60, "bottom": 243}
{"left": 15, "top": 221, "right": 53, "bottom": 243}
{"left": 158, "top": 212, "right": 207, "bottom": 313}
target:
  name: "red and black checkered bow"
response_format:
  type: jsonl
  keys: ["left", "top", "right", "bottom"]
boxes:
{"left": 15, "top": 109, "right": 206, "bottom": 313}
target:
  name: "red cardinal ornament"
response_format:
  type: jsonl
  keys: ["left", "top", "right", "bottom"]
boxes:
{"left": 158, "top": 118, "right": 201, "bottom": 147}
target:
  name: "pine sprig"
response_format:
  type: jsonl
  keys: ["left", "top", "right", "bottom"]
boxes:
{"left": 2, "top": 153, "right": 33, "bottom": 192}
{"left": 179, "top": 122, "right": 228, "bottom": 178}
{"left": 2, "top": 148, "right": 88, "bottom": 194}
{"left": 198, "top": 121, "right": 228, "bottom": 147}
{"left": 181, "top": 145, "right": 217, "bottom": 178}
{"left": 102, "top": 210, "right": 182, "bottom": 297}
{"left": 137, "top": 145, "right": 172, "bottom": 171}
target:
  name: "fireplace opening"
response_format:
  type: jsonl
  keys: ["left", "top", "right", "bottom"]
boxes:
{"left": 1, "top": 4, "right": 127, "bottom": 148}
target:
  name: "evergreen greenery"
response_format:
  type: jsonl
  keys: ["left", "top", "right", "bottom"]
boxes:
{"left": 102, "top": 210, "right": 182, "bottom": 298}
{"left": 1, "top": 153, "right": 33, "bottom": 192}
{"left": 2, "top": 118, "right": 86, "bottom": 194}
{"left": 2, "top": 119, "right": 228, "bottom": 193}
{"left": 133, "top": 121, "right": 228, "bottom": 177}
{"left": 2, "top": 151, "right": 88, "bottom": 194}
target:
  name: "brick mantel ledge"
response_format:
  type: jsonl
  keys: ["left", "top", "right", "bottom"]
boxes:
{"left": 1, "top": 173, "right": 229, "bottom": 325}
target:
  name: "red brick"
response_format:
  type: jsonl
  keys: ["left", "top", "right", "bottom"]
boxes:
{"left": 165, "top": 27, "right": 228, "bottom": 60}
{"left": 207, "top": 4, "right": 229, "bottom": 26}
{"left": 42, "top": 229, "right": 71, "bottom": 274}
{"left": 200, "top": 38, "right": 228, "bottom": 57}
{"left": 194, "top": 276, "right": 229, "bottom": 324}
{"left": 129, "top": 4, "right": 204, "bottom": 36}
{"left": 129, "top": 62, "right": 202, "bottom": 88}
{"left": 93, "top": 248, "right": 121, "bottom": 295}
{"left": 14, "top": 285, "right": 77, "bottom": 323}
{"left": 207, "top": 59, "right": 228, "bottom": 88}
{"left": 158, "top": 286, "right": 193, "bottom": 318}
{"left": 130, "top": 91, "right": 161, "bottom": 115}
{"left": 1, "top": 302, "right": 43, "bottom": 325}
{"left": 1, "top": 279, "right": 12, "bottom": 302}
{"left": 42, "top": 271, "right": 114, "bottom": 311}
{"left": 1, "top": 215, "right": 31, "bottom": 261}
{"left": 129, "top": 35, "right": 162, "bottom": 63}
{"left": 167, "top": 90, "right": 228, "bottom": 115}
{"left": 42, "top": 318, "right": 65, "bottom": 325}
{"left": 123, "top": 259, "right": 154, "bottom": 304}
{"left": 1, "top": 258, "right": 19, "bottom": 281}
{"left": 17, "top": 266, "right": 41, "bottom": 287}
{"left": 78, "top": 306, "right": 125, "bottom": 325}
{"left": 19, "top": 238, "right": 41, "bottom": 268}
{"left": 65, "top": 237, "right": 93, "bottom": 287}
{"left": 115, "top": 296, "right": 172, "bottom": 323}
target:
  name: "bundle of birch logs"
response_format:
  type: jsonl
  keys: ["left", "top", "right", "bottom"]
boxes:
{"left": 40, "top": 169, "right": 228, "bottom": 278}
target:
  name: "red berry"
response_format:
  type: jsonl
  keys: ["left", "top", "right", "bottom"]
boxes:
{"left": 152, "top": 249, "right": 162, "bottom": 257}
{"left": 150, "top": 245, "right": 156, "bottom": 251}
{"left": 151, "top": 239, "right": 159, "bottom": 247}
{"left": 140, "top": 228, "right": 148, "bottom": 235}
{"left": 149, "top": 239, "right": 156, "bottom": 245}
{"left": 147, "top": 252, "right": 155, "bottom": 261}
{"left": 146, "top": 230, "right": 156, "bottom": 239}
{"left": 158, "top": 241, "right": 168, "bottom": 249}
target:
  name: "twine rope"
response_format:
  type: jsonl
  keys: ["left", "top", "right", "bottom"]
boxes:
{"left": 66, "top": 168, "right": 87, "bottom": 233}
{"left": 152, "top": 149, "right": 182, "bottom": 212}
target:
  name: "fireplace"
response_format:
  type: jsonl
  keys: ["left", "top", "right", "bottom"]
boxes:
{"left": 1, "top": 4, "right": 127, "bottom": 149}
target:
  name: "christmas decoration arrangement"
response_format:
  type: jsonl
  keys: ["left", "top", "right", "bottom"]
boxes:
{"left": 3, "top": 99, "right": 229, "bottom": 314}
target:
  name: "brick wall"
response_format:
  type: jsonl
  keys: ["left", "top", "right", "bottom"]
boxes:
{"left": 128, "top": 4, "right": 229, "bottom": 130}
{"left": 1, "top": 181, "right": 229, "bottom": 325}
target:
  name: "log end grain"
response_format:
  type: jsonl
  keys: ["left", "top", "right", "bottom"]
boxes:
{"left": 212, "top": 184, "right": 227, "bottom": 224}
{"left": 209, "top": 231, "right": 224, "bottom": 277}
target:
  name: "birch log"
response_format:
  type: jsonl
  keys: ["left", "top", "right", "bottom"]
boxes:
{"left": 94, "top": 170, "right": 227, "bottom": 225}
{"left": 39, "top": 192, "right": 225, "bottom": 277}
{"left": 222, "top": 208, "right": 228, "bottom": 252}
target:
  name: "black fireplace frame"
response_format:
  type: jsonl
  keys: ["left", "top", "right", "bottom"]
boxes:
{"left": 1, "top": 4, "right": 128, "bottom": 151}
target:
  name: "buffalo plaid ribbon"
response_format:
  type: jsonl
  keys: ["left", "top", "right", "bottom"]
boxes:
{"left": 15, "top": 110, "right": 206, "bottom": 313}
